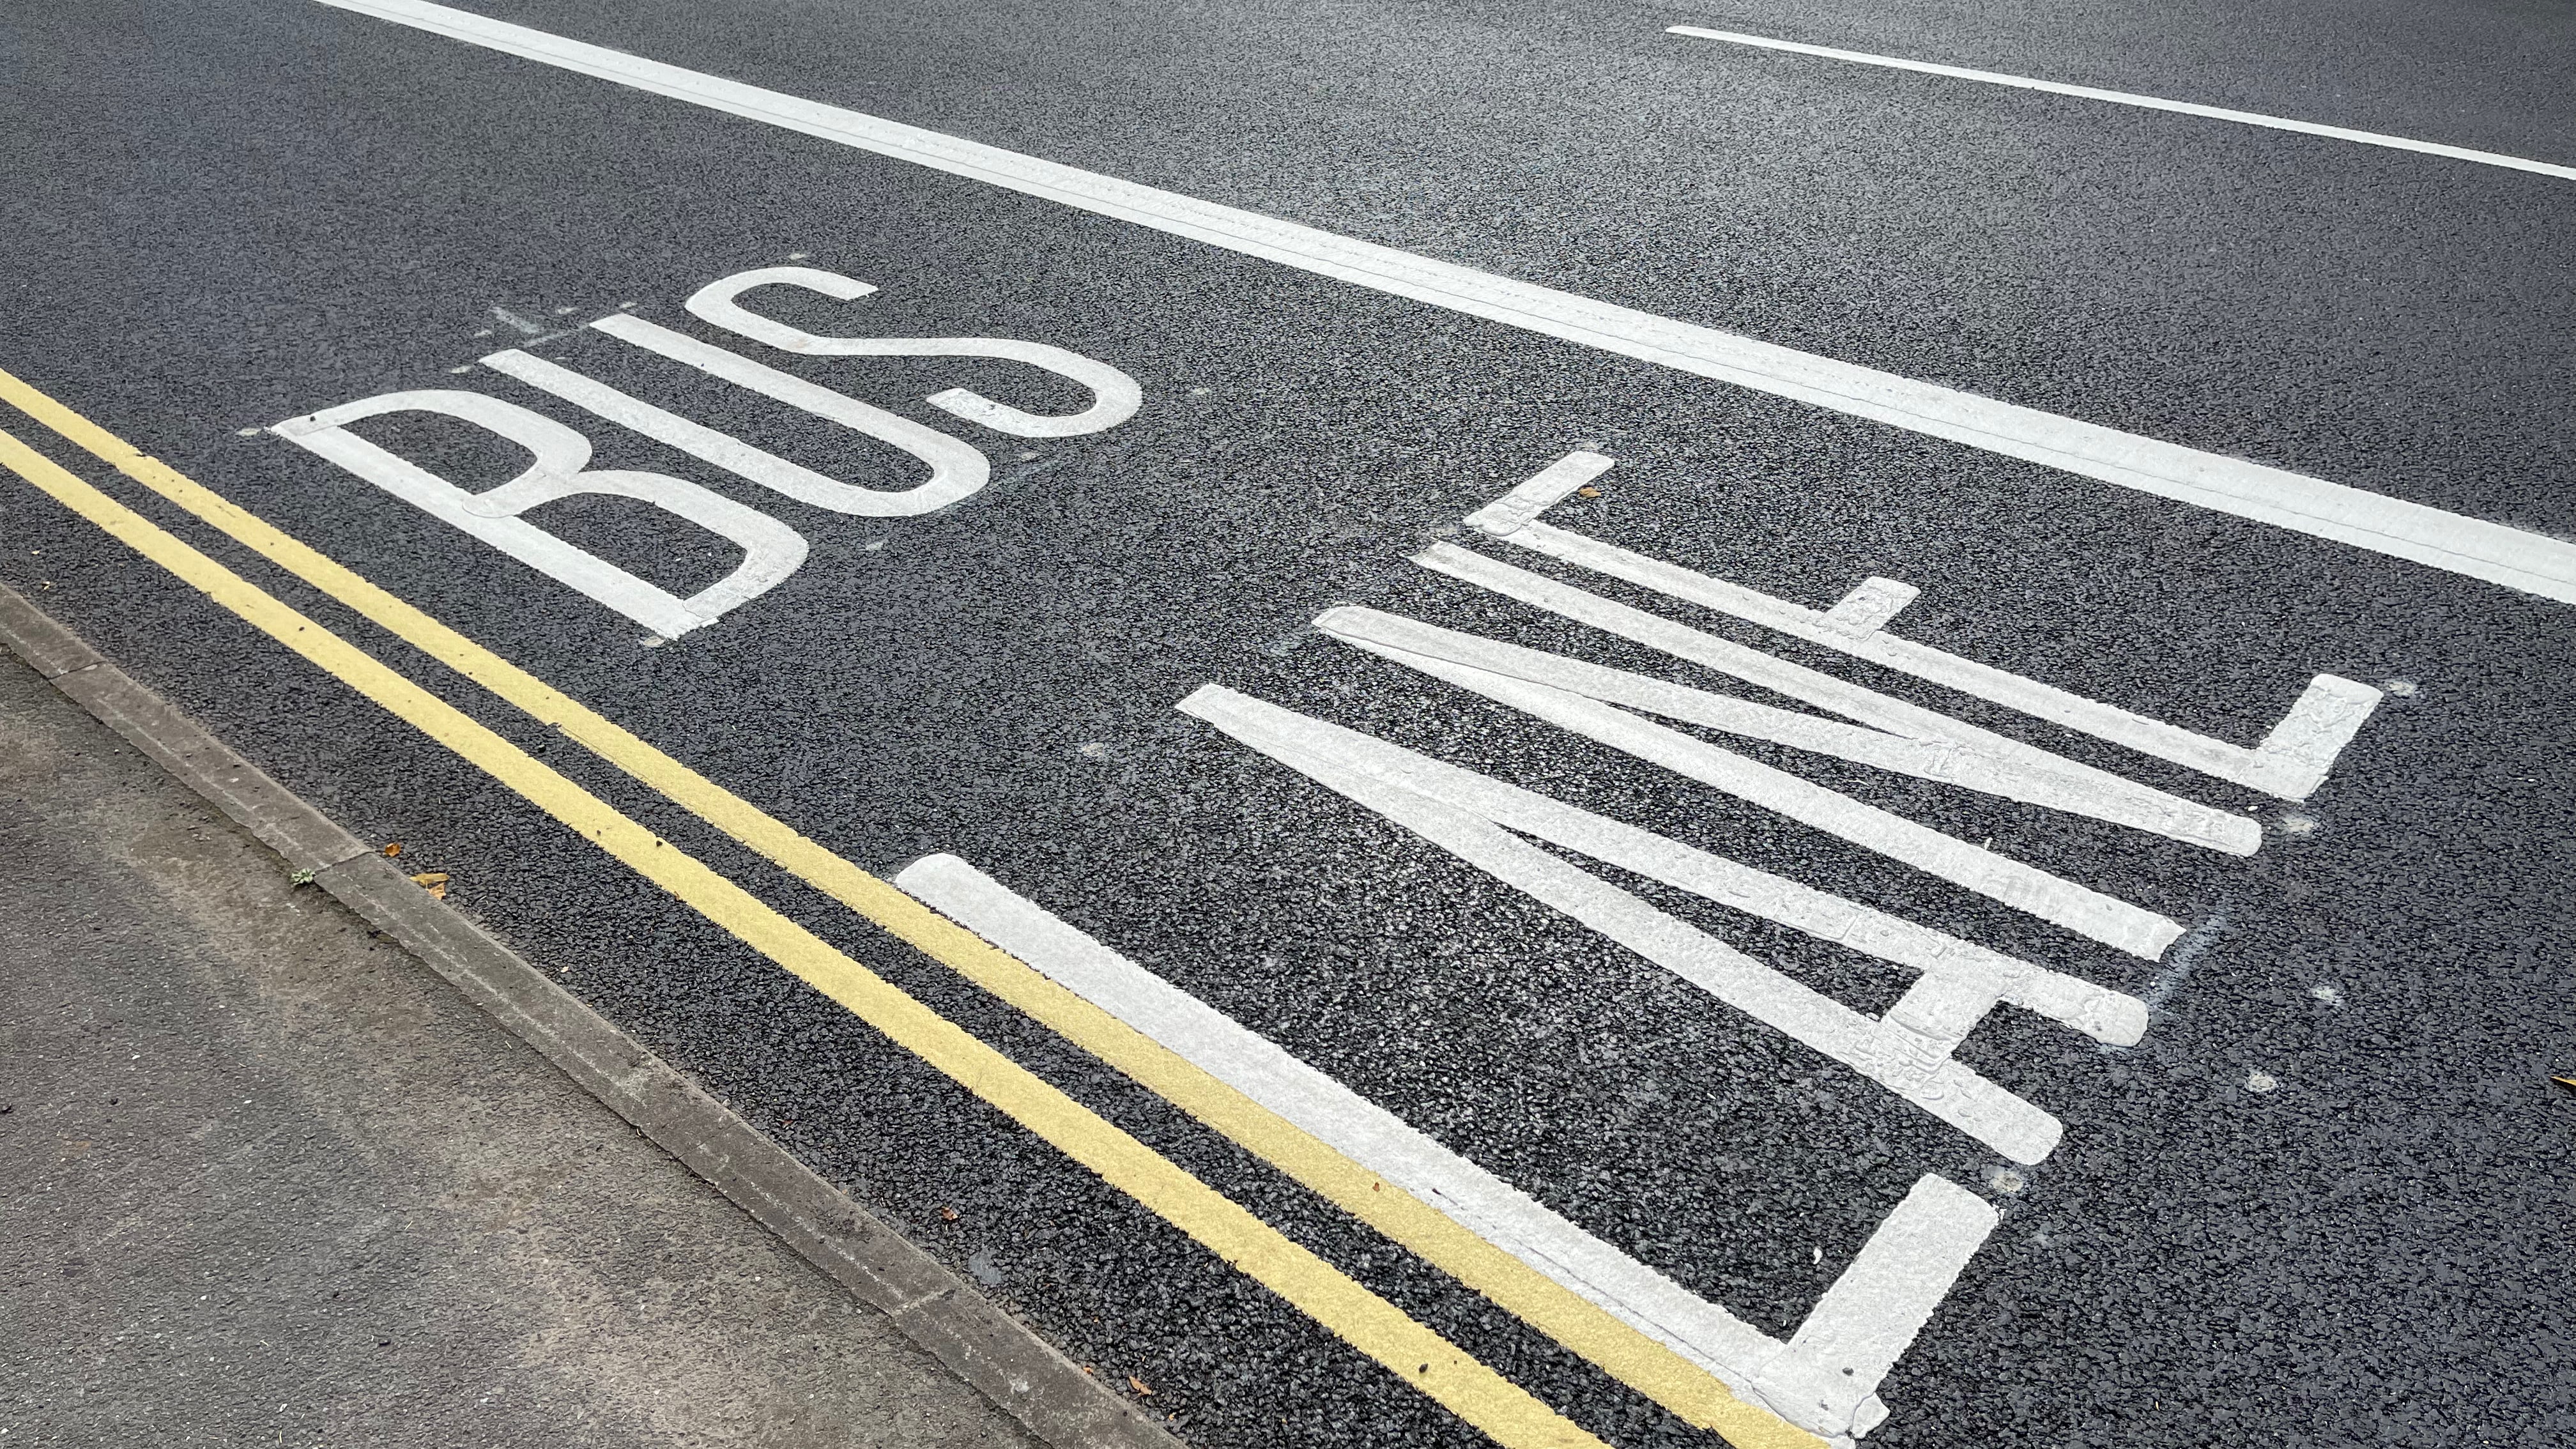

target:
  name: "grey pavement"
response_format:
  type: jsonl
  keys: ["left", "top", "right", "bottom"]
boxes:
{"left": 0, "top": 649, "right": 1037, "bottom": 1449}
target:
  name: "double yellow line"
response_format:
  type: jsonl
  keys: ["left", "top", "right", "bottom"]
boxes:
{"left": 0, "top": 366, "right": 1818, "bottom": 1449}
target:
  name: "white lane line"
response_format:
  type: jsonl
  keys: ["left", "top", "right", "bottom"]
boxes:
{"left": 1667, "top": 26, "right": 2576, "bottom": 184}
{"left": 318, "top": 0, "right": 2576, "bottom": 606}
{"left": 1181, "top": 683, "right": 2092, "bottom": 1165}
{"left": 1317, "top": 608, "right": 2184, "bottom": 959}
{"left": 1317, "top": 604, "right": 2260, "bottom": 854}
{"left": 894, "top": 850, "right": 2001, "bottom": 1442}
{"left": 1468, "top": 456, "right": 2386, "bottom": 801}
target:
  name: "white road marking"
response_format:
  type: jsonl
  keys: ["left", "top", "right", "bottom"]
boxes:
{"left": 1181, "top": 683, "right": 2157, "bottom": 1163}
{"left": 1318, "top": 607, "right": 2184, "bottom": 958}
{"left": 1754, "top": 1175, "right": 1996, "bottom": 1440}
{"left": 1468, "top": 450, "right": 1614, "bottom": 534}
{"left": 1820, "top": 578, "right": 1918, "bottom": 636}
{"left": 290, "top": 260, "right": 1149, "bottom": 632}
{"left": 1469, "top": 454, "right": 2384, "bottom": 801}
{"left": 1409, "top": 545, "right": 2267, "bottom": 855}
{"left": 319, "top": 0, "right": 2576, "bottom": 606}
{"left": 1666, "top": 26, "right": 2576, "bottom": 184}
{"left": 684, "top": 266, "right": 1144, "bottom": 438}
{"left": 1199, "top": 668, "right": 2153, "bottom": 1045}
{"left": 273, "top": 388, "right": 805, "bottom": 637}
{"left": 1320, "top": 603, "right": 2260, "bottom": 863}
{"left": 894, "top": 850, "right": 2001, "bottom": 1443}
{"left": 590, "top": 313, "right": 992, "bottom": 516}
{"left": 1317, "top": 606, "right": 2252, "bottom": 854}
{"left": 481, "top": 346, "right": 970, "bottom": 516}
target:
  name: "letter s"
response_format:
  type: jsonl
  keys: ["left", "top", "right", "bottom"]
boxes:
{"left": 684, "top": 266, "right": 1143, "bottom": 439}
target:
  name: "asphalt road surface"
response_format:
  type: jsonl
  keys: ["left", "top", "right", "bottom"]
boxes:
{"left": 3, "top": 2, "right": 2570, "bottom": 1447}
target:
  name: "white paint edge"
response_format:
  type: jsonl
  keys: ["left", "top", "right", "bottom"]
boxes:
{"left": 894, "top": 849, "right": 1999, "bottom": 1441}
{"left": 317, "top": 0, "right": 2576, "bottom": 606}
{"left": 1760, "top": 1175, "right": 1997, "bottom": 1438}
{"left": 1666, "top": 26, "right": 2576, "bottom": 183}
{"left": 891, "top": 852, "right": 1792, "bottom": 1400}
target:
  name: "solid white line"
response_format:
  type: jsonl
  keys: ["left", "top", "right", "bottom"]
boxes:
{"left": 317, "top": 0, "right": 2576, "bottom": 606}
{"left": 890, "top": 852, "right": 1790, "bottom": 1398}
{"left": 894, "top": 850, "right": 2002, "bottom": 1441}
{"left": 1666, "top": 26, "right": 2576, "bottom": 184}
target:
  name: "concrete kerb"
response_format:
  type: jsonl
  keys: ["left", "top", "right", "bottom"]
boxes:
{"left": 0, "top": 582, "right": 1184, "bottom": 1449}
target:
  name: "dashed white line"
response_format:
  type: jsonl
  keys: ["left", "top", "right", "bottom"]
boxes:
{"left": 1667, "top": 26, "right": 2576, "bottom": 184}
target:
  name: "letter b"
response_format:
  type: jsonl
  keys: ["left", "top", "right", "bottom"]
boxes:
{"left": 273, "top": 390, "right": 806, "bottom": 639}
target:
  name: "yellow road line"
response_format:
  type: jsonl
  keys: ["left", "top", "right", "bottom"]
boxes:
{"left": 0, "top": 367, "right": 1820, "bottom": 1449}
{"left": 0, "top": 420, "right": 1612, "bottom": 1449}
